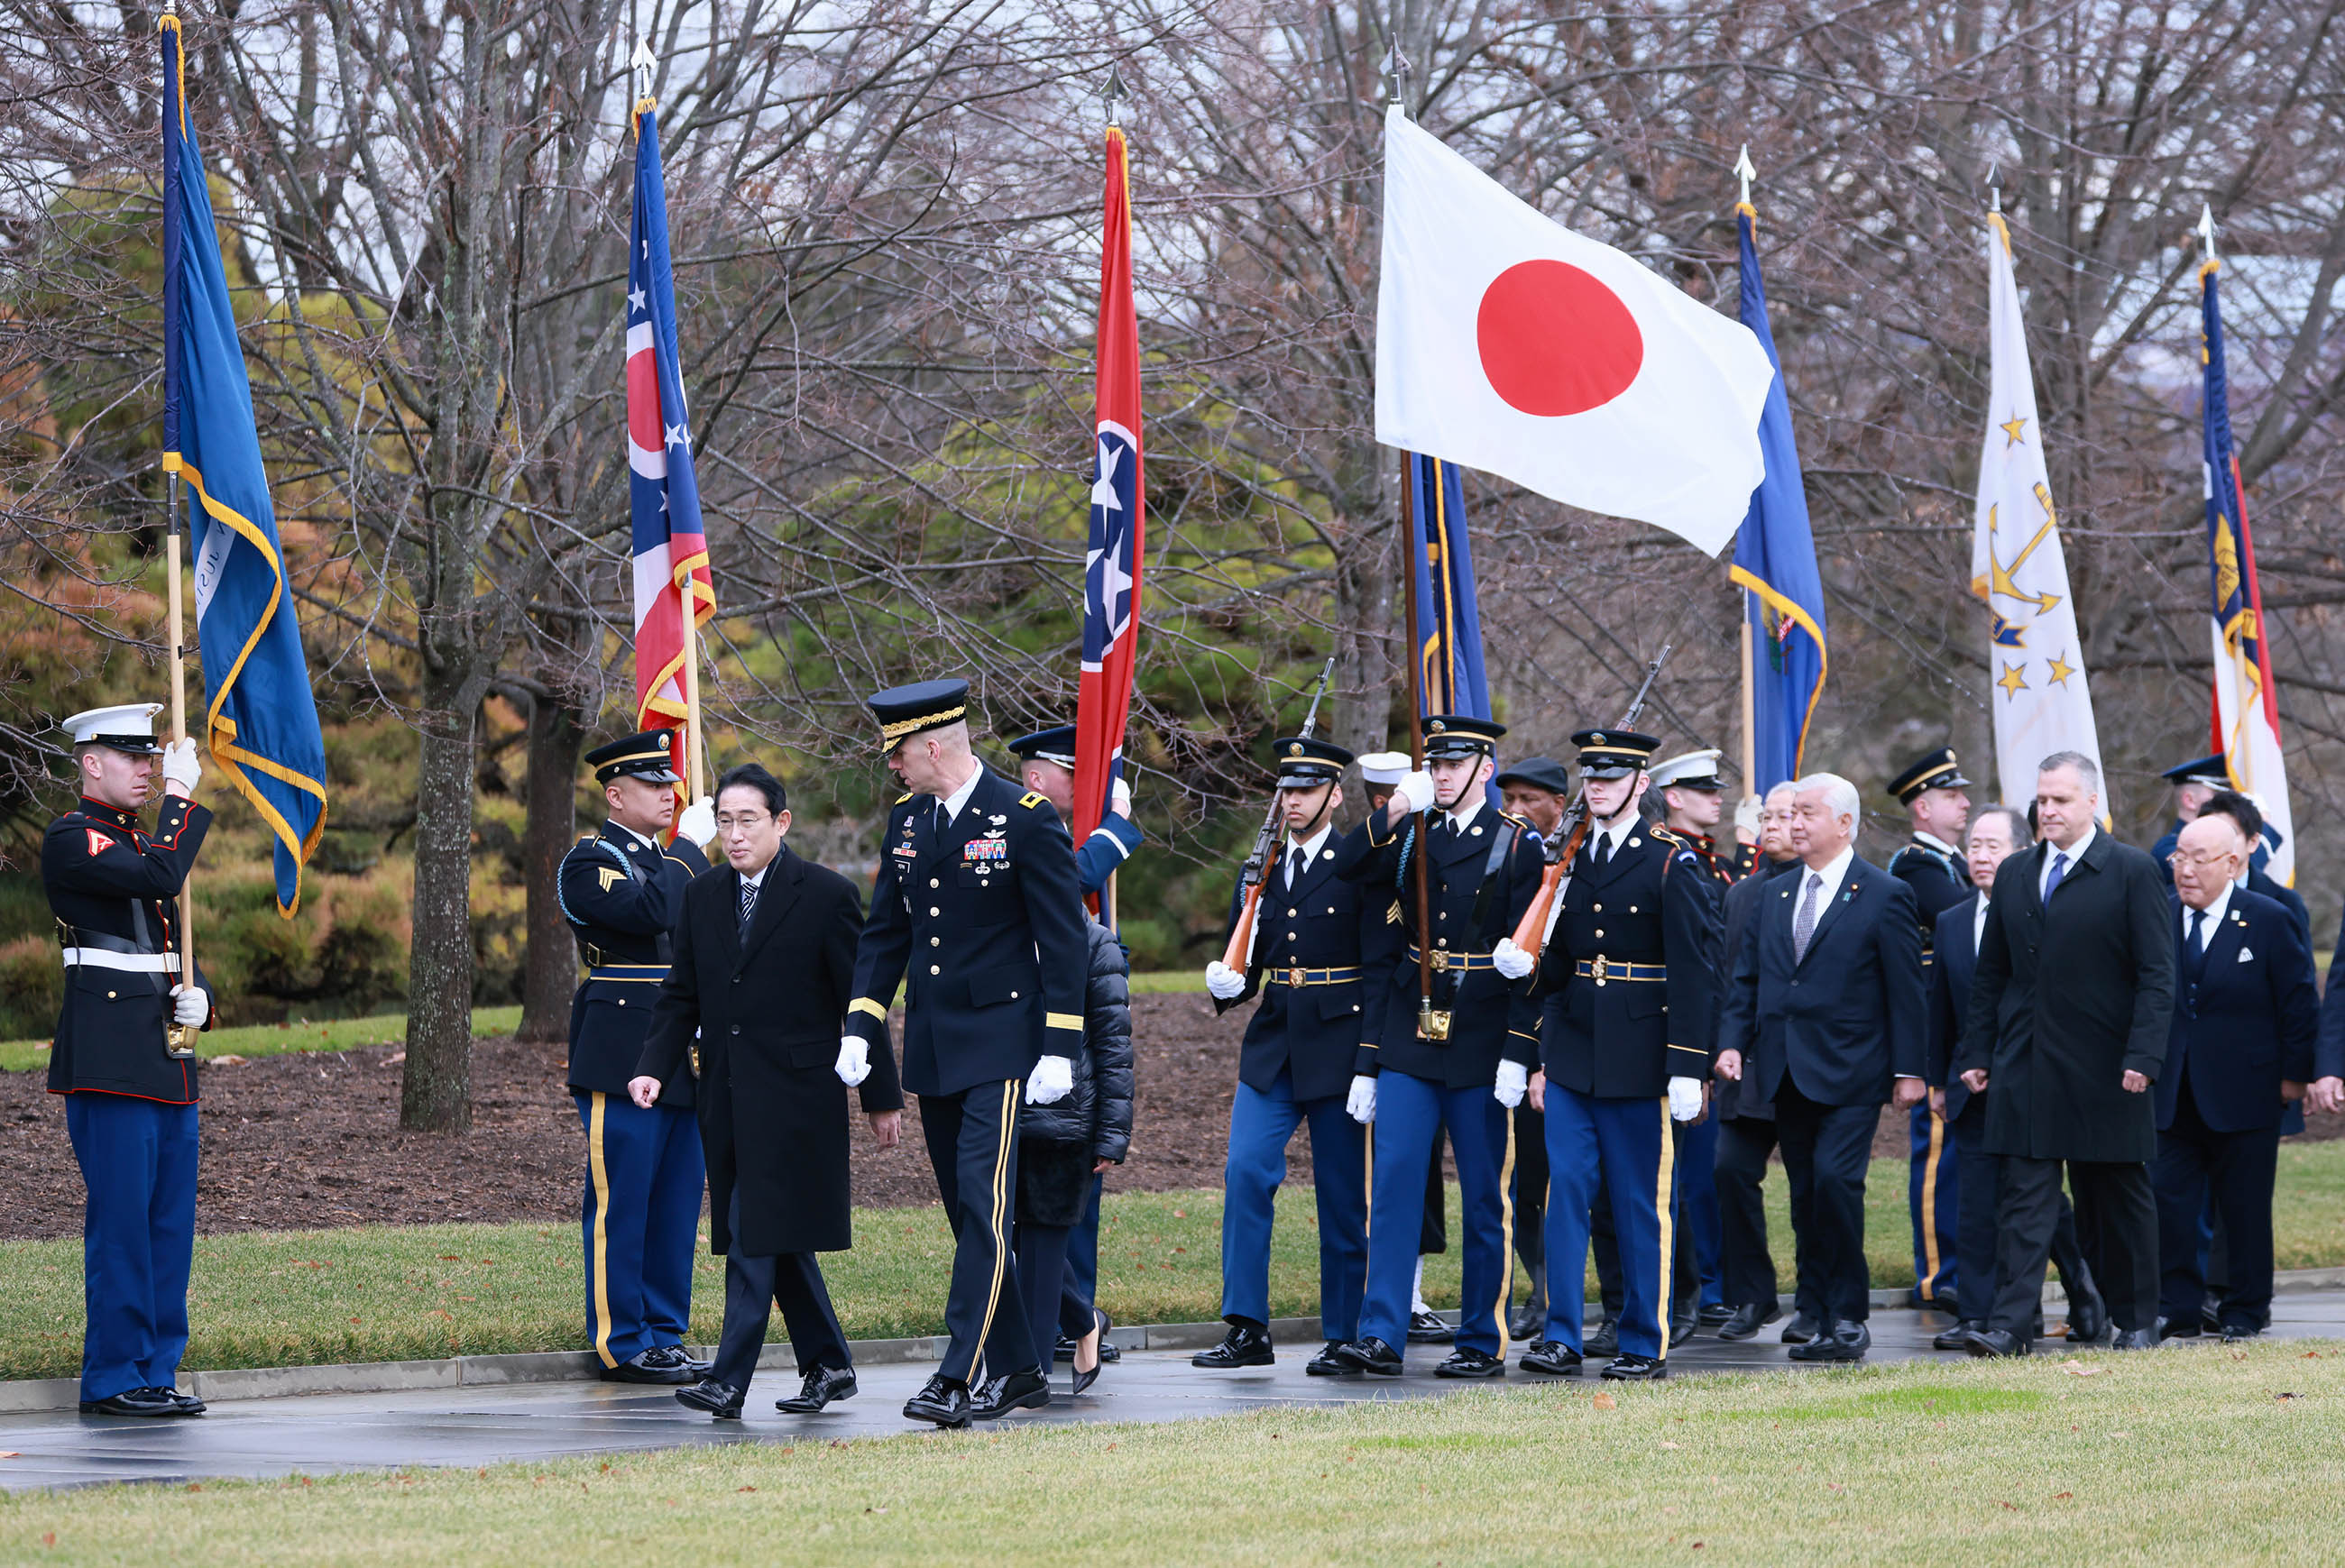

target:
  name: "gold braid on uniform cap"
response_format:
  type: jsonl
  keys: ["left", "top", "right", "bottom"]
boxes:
{"left": 879, "top": 705, "right": 966, "bottom": 742}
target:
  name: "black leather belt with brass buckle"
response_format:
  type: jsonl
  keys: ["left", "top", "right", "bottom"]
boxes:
{"left": 1406, "top": 946, "right": 1494, "bottom": 974}
{"left": 1573, "top": 956, "right": 1667, "bottom": 985}
{"left": 1264, "top": 965, "right": 1362, "bottom": 988}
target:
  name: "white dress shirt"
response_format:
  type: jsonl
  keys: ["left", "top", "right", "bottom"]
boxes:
{"left": 1796, "top": 843, "right": 1857, "bottom": 912}
{"left": 936, "top": 764, "right": 984, "bottom": 825}
{"left": 1972, "top": 889, "right": 1991, "bottom": 954}
{"left": 2040, "top": 825, "right": 2094, "bottom": 902}
{"left": 2183, "top": 879, "right": 2233, "bottom": 957}
{"left": 608, "top": 820, "right": 659, "bottom": 855}
{"left": 1284, "top": 821, "right": 1334, "bottom": 886}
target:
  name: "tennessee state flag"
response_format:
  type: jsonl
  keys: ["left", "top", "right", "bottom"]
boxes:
{"left": 1072, "top": 126, "right": 1144, "bottom": 848}
{"left": 628, "top": 96, "right": 715, "bottom": 767}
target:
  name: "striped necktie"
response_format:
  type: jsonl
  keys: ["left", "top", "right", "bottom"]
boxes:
{"left": 739, "top": 874, "right": 759, "bottom": 929}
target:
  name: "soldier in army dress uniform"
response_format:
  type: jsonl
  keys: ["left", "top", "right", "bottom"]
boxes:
{"left": 43, "top": 704, "right": 214, "bottom": 1417}
{"left": 840, "top": 680, "right": 1091, "bottom": 1428}
{"left": 1885, "top": 746, "right": 1973, "bottom": 1314}
{"left": 556, "top": 731, "right": 716, "bottom": 1384}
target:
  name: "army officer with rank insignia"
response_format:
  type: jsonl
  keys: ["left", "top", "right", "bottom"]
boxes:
{"left": 43, "top": 703, "right": 214, "bottom": 1417}
{"left": 1885, "top": 747, "right": 1973, "bottom": 1316}
{"left": 841, "top": 680, "right": 1091, "bottom": 1429}
{"left": 557, "top": 730, "right": 716, "bottom": 1385}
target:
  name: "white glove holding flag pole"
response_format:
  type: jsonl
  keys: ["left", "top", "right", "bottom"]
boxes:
{"left": 1733, "top": 795, "right": 1762, "bottom": 843}
{"left": 834, "top": 1035, "right": 870, "bottom": 1087}
{"left": 170, "top": 986, "right": 208, "bottom": 1028}
{"left": 676, "top": 795, "right": 717, "bottom": 848}
{"left": 1204, "top": 961, "right": 1246, "bottom": 1001}
{"left": 1395, "top": 770, "right": 1437, "bottom": 814}
{"left": 1668, "top": 1076, "right": 1705, "bottom": 1123}
{"left": 1494, "top": 1059, "right": 1529, "bottom": 1109}
{"left": 1111, "top": 775, "right": 1133, "bottom": 816}
{"left": 1346, "top": 1074, "right": 1378, "bottom": 1124}
{"left": 161, "top": 738, "right": 202, "bottom": 797}
{"left": 1492, "top": 937, "right": 1536, "bottom": 981}
{"left": 1026, "top": 1055, "right": 1075, "bottom": 1105}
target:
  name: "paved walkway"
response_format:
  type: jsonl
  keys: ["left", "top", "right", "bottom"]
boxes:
{"left": 8, "top": 1295, "right": 2345, "bottom": 1493}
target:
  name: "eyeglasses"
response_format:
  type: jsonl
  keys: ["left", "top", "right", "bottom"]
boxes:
{"left": 2166, "top": 849, "right": 2235, "bottom": 870}
{"left": 715, "top": 813, "right": 771, "bottom": 832}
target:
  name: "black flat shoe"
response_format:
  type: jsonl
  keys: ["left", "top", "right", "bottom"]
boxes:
{"left": 1053, "top": 1333, "right": 1080, "bottom": 1364}
{"left": 1191, "top": 1322, "right": 1274, "bottom": 1369}
{"left": 1407, "top": 1309, "right": 1455, "bottom": 1343}
{"left": 602, "top": 1348, "right": 694, "bottom": 1385}
{"left": 640, "top": 1344, "right": 713, "bottom": 1379}
{"left": 1069, "top": 1309, "right": 1109, "bottom": 1394}
{"left": 1305, "top": 1342, "right": 1356, "bottom": 1377}
{"left": 78, "top": 1387, "right": 184, "bottom": 1417}
{"left": 2109, "top": 1327, "right": 2160, "bottom": 1351}
{"left": 1519, "top": 1340, "right": 1583, "bottom": 1376}
{"left": 776, "top": 1366, "right": 858, "bottom": 1414}
{"left": 1717, "top": 1303, "right": 1781, "bottom": 1342}
{"left": 1933, "top": 1320, "right": 1984, "bottom": 1352}
{"left": 1600, "top": 1353, "right": 1667, "bottom": 1381}
{"left": 1434, "top": 1346, "right": 1506, "bottom": 1379}
{"left": 675, "top": 1380, "right": 744, "bottom": 1419}
{"left": 972, "top": 1367, "right": 1051, "bottom": 1420}
{"left": 903, "top": 1374, "right": 971, "bottom": 1428}
{"left": 1508, "top": 1302, "right": 1549, "bottom": 1341}
{"left": 1779, "top": 1312, "right": 1820, "bottom": 1345}
{"left": 1669, "top": 1316, "right": 1697, "bottom": 1348}
{"left": 2221, "top": 1325, "right": 2262, "bottom": 1343}
{"left": 1789, "top": 1325, "right": 1869, "bottom": 1362}
{"left": 1584, "top": 1319, "right": 1621, "bottom": 1358}
{"left": 1961, "top": 1328, "right": 2030, "bottom": 1359}
{"left": 1697, "top": 1302, "right": 1737, "bottom": 1329}
{"left": 160, "top": 1386, "right": 207, "bottom": 1416}
{"left": 1334, "top": 1336, "right": 1404, "bottom": 1376}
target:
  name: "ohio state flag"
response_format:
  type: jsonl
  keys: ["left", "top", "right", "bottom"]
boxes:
{"left": 1375, "top": 106, "right": 1775, "bottom": 555}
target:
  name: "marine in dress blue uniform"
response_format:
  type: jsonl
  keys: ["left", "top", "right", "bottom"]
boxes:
{"left": 843, "top": 681, "right": 1092, "bottom": 1428}
{"left": 1521, "top": 729, "right": 1721, "bottom": 1381}
{"left": 1191, "top": 738, "right": 1375, "bottom": 1376}
{"left": 1885, "top": 746, "right": 1973, "bottom": 1314}
{"left": 1330, "top": 715, "right": 1546, "bottom": 1380}
{"left": 557, "top": 731, "right": 713, "bottom": 1384}
{"left": 43, "top": 704, "right": 214, "bottom": 1417}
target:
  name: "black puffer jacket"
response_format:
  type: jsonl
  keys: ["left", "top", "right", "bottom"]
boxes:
{"left": 1021, "top": 920, "right": 1134, "bottom": 1161}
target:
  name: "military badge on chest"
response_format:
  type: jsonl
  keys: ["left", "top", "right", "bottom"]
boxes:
{"left": 963, "top": 828, "right": 1011, "bottom": 882}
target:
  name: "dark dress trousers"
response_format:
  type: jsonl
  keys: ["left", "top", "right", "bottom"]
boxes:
{"left": 1890, "top": 835, "right": 1969, "bottom": 1309}
{"left": 2153, "top": 888, "right": 2317, "bottom": 1332}
{"left": 641, "top": 845, "right": 904, "bottom": 1395}
{"left": 846, "top": 768, "right": 1091, "bottom": 1384}
{"left": 1719, "top": 854, "right": 1924, "bottom": 1333}
{"left": 1712, "top": 858, "right": 1816, "bottom": 1318}
{"left": 1961, "top": 834, "right": 2175, "bottom": 1338}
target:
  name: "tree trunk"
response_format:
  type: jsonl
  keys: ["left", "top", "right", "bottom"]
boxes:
{"left": 517, "top": 686, "right": 584, "bottom": 1044}
{"left": 402, "top": 648, "right": 480, "bottom": 1132}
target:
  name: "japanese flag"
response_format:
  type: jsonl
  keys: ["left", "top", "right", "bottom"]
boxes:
{"left": 1375, "top": 107, "right": 1776, "bottom": 555}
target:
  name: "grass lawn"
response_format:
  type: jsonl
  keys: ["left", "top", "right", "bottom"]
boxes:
{"left": 8, "top": 1140, "right": 2345, "bottom": 1383}
{"left": 6, "top": 1341, "right": 2343, "bottom": 1564}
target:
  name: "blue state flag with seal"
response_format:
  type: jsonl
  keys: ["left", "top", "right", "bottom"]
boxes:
{"left": 161, "top": 14, "right": 328, "bottom": 914}
{"left": 1726, "top": 200, "right": 1827, "bottom": 793}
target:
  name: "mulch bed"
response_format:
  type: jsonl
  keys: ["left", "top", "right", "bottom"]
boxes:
{"left": 7, "top": 994, "right": 2337, "bottom": 1242}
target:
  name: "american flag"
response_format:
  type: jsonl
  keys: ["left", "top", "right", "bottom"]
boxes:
{"left": 628, "top": 101, "right": 714, "bottom": 761}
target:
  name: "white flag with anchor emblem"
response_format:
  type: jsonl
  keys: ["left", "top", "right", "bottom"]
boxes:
{"left": 1970, "top": 212, "right": 2106, "bottom": 809}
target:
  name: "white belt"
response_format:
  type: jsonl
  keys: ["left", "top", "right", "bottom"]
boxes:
{"left": 60, "top": 948, "right": 179, "bottom": 974}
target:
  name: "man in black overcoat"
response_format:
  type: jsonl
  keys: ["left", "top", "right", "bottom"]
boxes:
{"left": 637, "top": 763, "right": 904, "bottom": 1420}
{"left": 1959, "top": 751, "right": 2175, "bottom": 1355}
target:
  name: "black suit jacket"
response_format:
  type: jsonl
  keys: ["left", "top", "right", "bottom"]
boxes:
{"left": 2318, "top": 903, "right": 2345, "bottom": 1084}
{"left": 641, "top": 846, "right": 903, "bottom": 1257}
{"left": 1719, "top": 852, "right": 1926, "bottom": 1108}
{"left": 1961, "top": 832, "right": 2175, "bottom": 1162}
{"left": 1926, "top": 894, "right": 1986, "bottom": 1122}
{"left": 2159, "top": 888, "right": 2318, "bottom": 1134}
{"left": 1712, "top": 857, "right": 1799, "bottom": 1120}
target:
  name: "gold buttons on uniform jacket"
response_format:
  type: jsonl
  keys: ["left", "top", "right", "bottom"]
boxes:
{"left": 930, "top": 907, "right": 941, "bottom": 916}
{"left": 931, "top": 936, "right": 941, "bottom": 947}
{"left": 1593, "top": 903, "right": 1603, "bottom": 912}
{"left": 106, "top": 990, "right": 116, "bottom": 1000}
{"left": 930, "top": 965, "right": 942, "bottom": 976}
{"left": 930, "top": 878, "right": 940, "bottom": 888}
{"left": 1594, "top": 930, "right": 1605, "bottom": 940}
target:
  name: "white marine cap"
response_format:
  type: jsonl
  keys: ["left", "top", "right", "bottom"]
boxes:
{"left": 1648, "top": 747, "right": 1725, "bottom": 791}
{"left": 62, "top": 703, "right": 165, "bottom": 755}
{"left": 1356, "top": 751, "right": 1412, "bottom": 786}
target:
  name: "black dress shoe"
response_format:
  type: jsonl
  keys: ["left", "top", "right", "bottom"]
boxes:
{"left": 78, "top": 1387, "right": 184, "bottom": 1417}
{"left": 903, "top": 1374, "right": 971, "bottom": 1428}
{"left": 1717, "top": 1303, "right": 1781, "bottom": 1342}
{"left": 1669, "top": 1316, "right": 1697, "bottom": 1348}
{"left": 676, "top": 1380, "right": 745, "bottom": 1419}
{"left": 1697, "top": 1302, "right": 1737, "bottom": 1329}
{"left": 1434, "top": 1346, "right": 1506, "bottom": 1379}
{"left": 2201, "top": 1300, "right": 2225, "bottom": 1334}
{"left": 1508, "top": 1302, "right": 1550, "bottom": 1342}
{"left": 2110, "top": 1326, "right": 2160, "bottom": 1351}
{"left": 1600, "top": 1353, "right": 1668, "bottom": 1380}
{"left": 641, "top": 1344, "right": 714, "bottom": 1378}
{"left": 1779, "top": 1312, "right": 1820, "bottom": 1345}
{"left": 1305, "top": 1342, "right": 1356, "bottom": 1377}
{"left": 1934, "top": 1320, "right": 1985, "bottom": 1352}
{"left": 1098, "top": 1338, "right": 1121, "bottom": 1364}
{"left": 1789, "top": 1325, "right": 1869, "bottom": 1362}
{"left": 972, "top": 1367, "right": 1052, "bottom": 1420}
{"left": 2221, "top": 1324, "right": 2262, "bottom": 1343}
{"left": 1584, "top": 1318, "right": 1621, "bottom": 1358}
{"left": 1518, "top": 1340, "right": 1583, "bottom": 1376}
{"left": 1334, "top": 1336, "right": 1404, "bottom": 1376}
{"left": 1407, "top": 1309, "right": 1455, "bottom": 1343}
{"left": 602, "top": 1348, "right": 695, "bottom": 1385}
{"left": 2156, "top": 1315, "right": 2199, "bottom": 1339}
{"left": 1961, "top": 1327, "right": 2030, "bottom": 1358}
{"left": 1191, "top": 1322, "right": 1275, "bottom": 1369}
{"left": 1053, "top": 1332, "right": 1080, "bottom": 1364}
{"left": 776, "top": 1366, "right": 858, "bottom": 1414}
{"left": 2065, "top": 1293, "right": 2108, "bottom": 1344}
{"left": 158, "top": 1386, "right": 207, "bottom": 1416}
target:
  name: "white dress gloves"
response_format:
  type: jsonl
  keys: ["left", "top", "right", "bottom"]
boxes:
{"left": 1668, "top": 1076, "right": 1705, "bottom": 1123}
{"left": 1026, "top": 1054, "right": 1075, "bottom": 1105}
{"left": 161, "top": 738, "right": 202, "bottom": 796}
{"left": 170, "top": 986, "right": 209, "bottom": 1027}
{"left": 1492, "top": 938, "right": 1536, "bottom": 980}
{"left": 1204, "top": 961, "right": 1247, "bottom": 1001}
{"left": 676, "top": 796, "right": 718, "bottom": 848}
{"left": 1494, "top": 1059, "right": 1529, "bottom": 1109}
{"left": 834, "top": 1035, "right": 871, "bottom": 1087}
{"left": 1394, "top": 770, "right": 1437, "bottom": 814}
{"left": 1346, "top": 1074, "right": 1378, "bottom": 1124}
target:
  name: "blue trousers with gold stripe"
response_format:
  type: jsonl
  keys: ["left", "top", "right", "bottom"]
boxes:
{"left": 1544, "top": 1086, "right": 1674, "bottom": 1361}
{"left": 920, "top": 1080, "right": 1035, "bottom": 1383}
{"left": 575, "top": 1092, "right": 703, "bottom": 1368}
{"left": 66, "top": 1094, "right": 198, "bottom": 1403}
{"left": 1219, "top": 1068, "right": 1367, "bottom": 1340}
{"left": 1907, "top": 1104, "right": 1960, "bottom": 1307}
{"left": 1359, "top": 1071, "right": 1513, "bottom": 1358}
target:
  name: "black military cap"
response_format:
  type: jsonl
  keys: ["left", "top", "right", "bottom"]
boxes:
{"left": 1272, "top": 735, "right": 1354, "bottom": 787}
{"left": 1494, "top": 756, "right": 1571, "bottom": 796}
{"left": 2161, "top": 753, "right": 2229, "bottom": 790}
{"left": 586, "top": 729, "right": 681, "bottom": 785}
{"left": 1422, "top": 714, "right": 1505, "bottom": 760}
{"left": 1888, "top": 746, "right": 1970, "bottom": 805}
{"left": 1573, "top": 728, "right": 1659, "bottom": 780}
{"left": 1006, "top": 724, "right": 1078, "bottom": 768}
{"left": 867, "top": 678, "right": 970, "bottom": 752}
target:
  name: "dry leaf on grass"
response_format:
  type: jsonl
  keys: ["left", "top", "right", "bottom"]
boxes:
{"left": 1592, "top": 1391, "right": 1617, "bottom": 1409}
{"left": 2058, "top": 1360, "right": 2104, "bottom": 1377}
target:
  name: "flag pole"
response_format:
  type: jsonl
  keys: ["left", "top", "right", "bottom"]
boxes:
{"left": 160, "top": 3, "right": 198, "bottom": 1057}
{"left": 1732, "top": 146, "right": 1761, "bottom": 818}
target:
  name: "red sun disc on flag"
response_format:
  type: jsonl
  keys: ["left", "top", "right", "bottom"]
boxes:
{"left": 1476, "top": 260, "right": 1644, "bottom": 417}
